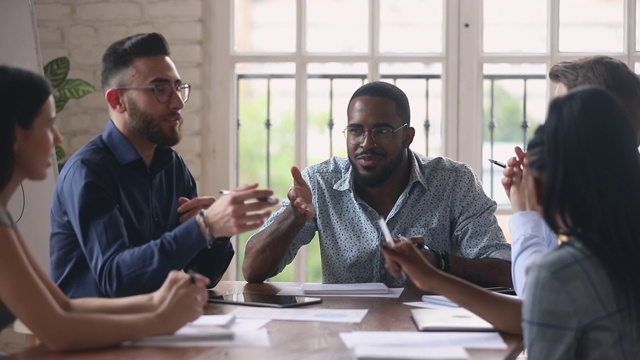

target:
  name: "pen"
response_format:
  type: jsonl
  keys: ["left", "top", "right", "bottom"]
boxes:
{"left": 188, "top": 269, "right": 196, "bottom": 285}
{"left": 378, "top": 217, "right": 395, "bottom": 248}
{"left": 219, "top": 189, "right": 276, "bottom": 203}
{"left": 488, "top": 159, "right": 506, "bottom": 168}
{"left": 397, "top": 234, "right": 429, "bottom": 251}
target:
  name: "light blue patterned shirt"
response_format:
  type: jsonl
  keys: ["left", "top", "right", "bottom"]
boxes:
{"left": 249, "top": 151, "right": 510, "bottom": 285}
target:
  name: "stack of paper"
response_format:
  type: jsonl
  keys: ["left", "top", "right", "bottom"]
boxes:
{"left": 302, "top": 282, "right": 389, "bottom": 295}
{"left": 129, "top": 314, "right": 237, "bottom": 345}
{"left": 131, "top": 325, "right": 234, "bottom": 345}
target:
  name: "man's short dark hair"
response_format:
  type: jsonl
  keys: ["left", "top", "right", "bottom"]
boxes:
{"left": 349, "top": 81, "right": 411, "bottom": 126}
{"left": 101, "top": 32, "right": 171, "bottom": 91}
{"left": 548, "top": 55, "right": 640, "bottom": 135}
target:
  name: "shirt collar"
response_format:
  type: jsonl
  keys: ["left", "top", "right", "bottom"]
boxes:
{"left": 101, "top": 120, "right": 174, "bottom": 172}
{"left": 334, "top": 149, "right": 427, "bottom": 193}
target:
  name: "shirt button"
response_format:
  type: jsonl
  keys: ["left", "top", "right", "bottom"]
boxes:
{"left": 380, "top": 268, "right": 386, "bottom": 275}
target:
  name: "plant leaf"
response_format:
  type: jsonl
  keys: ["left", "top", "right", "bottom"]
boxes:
{"left": 43, "top": 56, "right": 70, "bottom": 89}
{"left": 57, "top": 79, "right": 95, "bottom": 100}
{"left": 54, "top": 95, "right": 69, "bottom": 113}
{"left": 55, "top": 145, "right": 66, "bottom": 162}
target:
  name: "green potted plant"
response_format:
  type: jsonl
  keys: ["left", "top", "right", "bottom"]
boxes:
{"left": 43, "top": 56, "right": 95, "bottom": 166}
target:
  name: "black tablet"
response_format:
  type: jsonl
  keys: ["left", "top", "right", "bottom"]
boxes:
{"left": 208, "top": 291, "right": 322, "bottom": 308}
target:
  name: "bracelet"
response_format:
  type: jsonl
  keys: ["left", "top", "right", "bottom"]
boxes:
{"left": 198, "top": 209, "right": 214, "bottom": 248}
{"left": 441, "top": 251, "right": 451, "bottom": 273}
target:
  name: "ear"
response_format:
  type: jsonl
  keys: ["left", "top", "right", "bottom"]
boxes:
{"left": 531, "top": 176, "right": 544, "bottom": 211}
{"left": 403, "top": 126, "right": 415, "bottom": 148}
{"left": 105, "top": 89, "right": 127, "bottom": 113}
{"left": 13, "top": 125, "right": 26, "bottom": 153}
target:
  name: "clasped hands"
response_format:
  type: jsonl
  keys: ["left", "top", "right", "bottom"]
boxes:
{"left": 501, "top": 146, "right": 539, "bottom": 212}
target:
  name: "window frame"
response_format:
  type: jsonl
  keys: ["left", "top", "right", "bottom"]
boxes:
{"left": 206, "top": 0, "right": 640, "bottom": 281}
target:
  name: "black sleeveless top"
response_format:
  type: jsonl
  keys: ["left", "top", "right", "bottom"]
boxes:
{"left": 0, "top": 207, "right": 17, "bottom": 332}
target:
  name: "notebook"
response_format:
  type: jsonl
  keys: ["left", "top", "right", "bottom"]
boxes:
{"left": 301, "top": 282, "right": 389, "bottom": 295}
{"left": 410, "top": 308, "right": 495, "bottom": 332}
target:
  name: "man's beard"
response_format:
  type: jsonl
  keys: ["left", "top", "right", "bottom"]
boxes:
{"left": 350, "top": 148, "right": 405, "bottom": 188}
{"left": 127, "top": 97, "right": 181, "bottom": 147}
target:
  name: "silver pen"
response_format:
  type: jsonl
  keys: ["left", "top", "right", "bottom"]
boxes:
{"left": 488, "top": 159, "right": 506, "bottom": 168}
{"left": 219, "top": 189, "right": 276, "bottom": 203}
{"left": 397, "top": 234, "right": 429, "bottom": 251}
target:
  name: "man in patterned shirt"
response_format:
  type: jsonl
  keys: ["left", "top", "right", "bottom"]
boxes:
{"left": 244, "top": 81, "right": 511, "bottom": 287}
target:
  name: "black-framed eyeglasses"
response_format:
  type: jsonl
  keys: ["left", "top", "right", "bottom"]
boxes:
{"left": 115, "top": 83, "right": 191, "bottom": 104}
{"left": 343, "top": 123, "right": 407, "bottom": 145}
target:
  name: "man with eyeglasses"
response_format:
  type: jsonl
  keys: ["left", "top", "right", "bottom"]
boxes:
{"left": 244, "top": 81, "right": 512, "bottom": 288}
{"left": 50, "top": 33, "right": 275, "bottom": 298}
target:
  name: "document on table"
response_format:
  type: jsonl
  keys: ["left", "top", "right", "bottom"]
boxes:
{"left": 128, "top": 325, "right": 234, "bottom": 345}
{"left": 403, "top": 295, "right": 461, "bottom": 310}
{"left": 191, "top": 314, "right": 237, "bottom": 327}
{"left": 421, "top": 295, "right": 459, "bottom": 308}
{"left": 301, "top": 282, "right": 389, "bottom": 295}
{"left": 231, "top": 307, "right": 368, "bottom": 323}
{"left": 278, "top": 284, "right": 403, "bottom": 298}
{"left": 411, "top": 308, "right": 494, "bottom": 332}
{"left": 126, "top": 314, "right": 272, "bottom": 348}
{"left": 351, "top": 345, "right": 470, "bottom": 360}
{"left": 340, "top": 331, "right": 507, "bottom": 350}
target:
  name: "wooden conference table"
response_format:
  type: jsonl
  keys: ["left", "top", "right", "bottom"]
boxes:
{"left": 7, "top": 281, "right": 523, "bottom": 360}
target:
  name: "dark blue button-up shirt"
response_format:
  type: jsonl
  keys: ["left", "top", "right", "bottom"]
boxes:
{"left": 50, "top": 120, "right": 233, "bottom": 298}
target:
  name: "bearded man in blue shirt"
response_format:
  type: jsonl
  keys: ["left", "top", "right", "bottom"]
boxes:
{"left": 50, "top": 33, "right": 275, "bottom": 298}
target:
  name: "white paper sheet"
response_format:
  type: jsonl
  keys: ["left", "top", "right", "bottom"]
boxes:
{"left": 231, "top": 307, "right": 368, "bottom": 323}
{"left": 420, "top": 295, "right": 460, "bottom": 308}
{"left": 302, "top": 282, "right": 389, "bottom": 295}
{"left": 126, "top": 328, "right": 270, "bottom": 348}
{"left": 404, "top": 301, "right": 460, "bottom": 310}
{"left": 351, "top": 345, "right": 470, "bottom": 360}
{"left": 190, "top": 314, "right": 236, "bottom": 327}
{"left": 229, "top": 318, "right": 271, "bottom": 331}
{"left": 340, "top": 331, "right": 507, "bottom": 350}
{"left": 278, "top": 285, "right": 404, "bottom": 298}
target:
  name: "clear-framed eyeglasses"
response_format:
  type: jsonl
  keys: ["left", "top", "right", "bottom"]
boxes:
{"left": 115, "top": 83, "right": 191, "bottom": 104}
{"left": 343, "top": 123, "right": 407, "bottom": 145}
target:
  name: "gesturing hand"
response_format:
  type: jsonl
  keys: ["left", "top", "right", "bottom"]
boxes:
{"left": 287, "top": 166, "right": 315, "bottom": 221}
{"left": 203, "top": 183, "right": 277, "bottom": 238}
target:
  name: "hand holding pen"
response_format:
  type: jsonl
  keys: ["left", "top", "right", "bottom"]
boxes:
{"left": 199, "top": 184, "right": 278, "bottom": 238}
{"left": 497, "top": 146, "right": 532, "bottom": 212}
{"left": 219, "top": 189, "right": 277, "bottom": 204}
{"left": 488, "top": 159, "right": 506, "bottom": 168}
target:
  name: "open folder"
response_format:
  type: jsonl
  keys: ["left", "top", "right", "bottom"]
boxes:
{"left": 301, "top": 282, "right": 389, "bottom": 295}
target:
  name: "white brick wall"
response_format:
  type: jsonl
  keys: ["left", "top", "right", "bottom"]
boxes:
{"left": 34, "top": 0, "right": 207, "bottom": 185}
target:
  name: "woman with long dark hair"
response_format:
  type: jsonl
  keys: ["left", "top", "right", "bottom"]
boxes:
{"left": 381, "top": 86, "right": 640, "bottom": 359}
{"left": 0, "top": 65, "right": 209, "bottom": 352}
